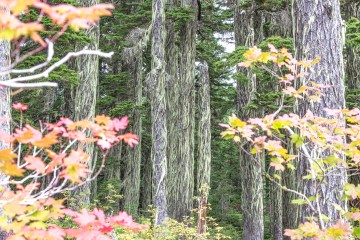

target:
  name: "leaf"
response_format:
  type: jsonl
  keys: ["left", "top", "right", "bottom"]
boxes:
{"left": 24, "top": 156, "right": 46, "bottom": 173}
{"left": 291, "top": 134, "right": 304, "bottom": 148}
{"left": 12, "top": 102, "right": 28, "bottom": 111}
{"left": 0, "top": 149, "right": 23, "bottom": 176}
{"left": 228, "top": 115, "right": 246, "bottom": 128}
{"left": 291, "top": 199, "right": 308, "bottom": 205}
{"left": 326, "top": 221, "right": 352, "bottom": 238}
{"left": 270, "top": 157, "right": 285, "bottom": 171}
{"left": 29, "top": 221, "right": 47, "bottom": 230}
{"left": 34, "top": 130, "right": 59, "bottom": 148}
{"left": 109, "top": 116, "right": 128, "bottom": 131}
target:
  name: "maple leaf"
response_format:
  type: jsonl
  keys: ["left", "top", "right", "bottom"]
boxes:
{"left": 97, "top": 139, "right": 111, "bottom": 150}
{"left": 33, "top": 130, "right": 59, "bottom": 148}
{"left": 71, "top": 209, "right": 96, "bottom": 227}
{"left": 109, "top": 116, "right": 128, "bottom": 131}
{"left": 119, "top": 133, "right": 139, "bottom": 148}
{"left": 326, "top": 221, "right": 352, "bottom": 239}
{"left": 95, "top": 115, "right": 110, "bottom": 126}
{"left": 12, "top": 102, "right": 28, "bottom": 111}
{"left": 46, "top": 150, "right": 66, "bottom": 173}
{"left": 60, "top": 150, "right": 90, "bottom": 183}
{"left": 46, "top": 226, "right": 66, "bottom": 240}
{"left": 24, "top": 156, "right": 46, "bottom": 174}
{"left": 343, "top": 183, "right": 360, "bottom": 200}
{"left": 109, "top": 211, "right": 148, "bottom": 231}
{"left": 14, "top": 125, "right": 42, "bottom": 144}
{"left": 0, "top": 149, "right": 23, "bottom": 176}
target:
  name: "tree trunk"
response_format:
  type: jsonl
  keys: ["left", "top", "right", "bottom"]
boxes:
{"left": 169, "top": 0, "right": 198, "bottom": 221}
{"left": 165, "top": 1, "right": 181, "bottom": 221}
{"left": 293, "top": 0, "right": 347, "bottom": 225}
{"left": 234, "top": 1, "right": 264, "bottom": 239}
{"left": 150, "top": 0, "right": 168, "bottom": 224}
{"left": 344, "top": 1, "right": 360, "bottom": 91}
{"left": 196, "top": 61, "right": 211, "bottom": 235}
{"left": 0, "top": 39, "right": 11, "bottom": 240}
{"left": 121, "top": 28, "right": 148, "bottom": 216}
{"left": 70, "top": 0, "right": 100, "bottom": 210}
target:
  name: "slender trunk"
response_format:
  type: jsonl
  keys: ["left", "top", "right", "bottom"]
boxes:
{"left": 0, "top": 39, "right": 11, "bottom": 240}
{"left": 235, "top": 1, "right": 264, "bottom": 239}
{"left": 196, "top": 61, "right": 211, "bottom": 235}
{"left": 70, "top": 0, "right": 100, "bottom": 209}
{"left": 121, "top": 28, "right": 148, "bottom": 216}
{"left": 150, "top": 0, "right": 168, "bottom": 224}
{"left": 293, "top": 0, "right": 347, "bottom": 225}
{"left": 344, "top": 1, "right": 360, "bottom": 91}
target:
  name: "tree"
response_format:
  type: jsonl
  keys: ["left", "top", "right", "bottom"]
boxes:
{"left": 234, "top": 1, "right": 264, "bottom": 238}
{"left": 150, "top": 0, "right": 168, "bottom": 224}
{"left": 293, "top": 0, "right": 347, "bottom": 225}
{"left": 70, "top": 0, "right": 101, "bottom": 209}
{"left": 196, "top": 60, "right": 211, "bottom": 235}
{"left": 0, "top": 38, "right": 11, "bottom": 240}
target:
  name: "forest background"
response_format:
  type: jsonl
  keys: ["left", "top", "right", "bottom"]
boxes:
{"left": 2, "top": 0, "right": 360, "bottom": 239}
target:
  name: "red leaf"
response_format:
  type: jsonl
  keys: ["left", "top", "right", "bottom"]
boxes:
{"left": 12, "top": 102, "right": 28, "bottom": 111}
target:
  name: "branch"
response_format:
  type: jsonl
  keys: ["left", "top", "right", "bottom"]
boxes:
{"left": 1, "top": 40, "right": 54, "bottom": 76}
{"left": 1, "top": 48, "right": 114, "bottom": 89}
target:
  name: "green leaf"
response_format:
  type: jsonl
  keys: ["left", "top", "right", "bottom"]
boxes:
{"left": 286, "top": 162, "right": 295, "bottom": 170}
{"left": 353, "top": 227, "right": 360, "bottom": 238}
{"left": 308, "top": 196, "right": 316, "bottom": 201}
{"left": 29, "top": 221, "right": 47, "bottom": 229}
{"left": 291, "top": 134, "right": 304, "bottom": 148}
{"left": 324, "top": 155, "right": 340, "bottom": 166}
{"left": 273, "top": 174, "right": 281, "bottom": 180}
{"left": 291, "top": 199, "right": 308, "bottom": 205}
{"left": 321, "top": 214, "right": 330, "bottom": 223}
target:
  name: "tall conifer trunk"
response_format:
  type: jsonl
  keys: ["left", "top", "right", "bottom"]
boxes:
{"left": 344, "top": 1, "right": 360, "bottom": 92}
{"left": 169, "top": 0, "right": 198, "bottom": 221}
{"left": 121, "top": 28, "right": 148, "bottom": 215}
{"left": 150, "top": 0, "right": 168, "bottom": 224}
{"left": 165, "top": 0, "right": 181, "bottom": 220}
{"left": 293, "top": 0, "right": 347, "bottom": 225}
{"left": 0, "top": 39, "right": 11, "bottom": 240}
{"left": 196, "top": 61, "right": 211, "bottom": 235}
{"left": 234, "top": 1, "right": 264, "bottom": 239}
{"left": 70, "top": 0, "right": 100, "bottom": 209}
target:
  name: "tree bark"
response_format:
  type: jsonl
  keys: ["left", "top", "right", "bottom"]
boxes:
{"left": 165, "top": 0, "right": 180, "bottom": 220}
{"left": 234, "top": 1, "right": 264, "bottom": 239}
{"left": 196, "top": 61, "right": 211, "bottom": 235}
{"left": 150, "top": 0, "right": 168, "bottom": 224}
{"left": 344, "top": 1, "right": 360, "bottom": 91}
{"left": 121, "top": 28, "right": 148, "bottom": 216}
{"left": 70, "top": 0, "right": 100, "bottom": 210}
{"left": 293, "top": 0, "right": 347, "bottom": 225}
{"left": 0, "top": 39, "right": 11, "bottom": 240}
{"left": 169, "top": 0, "right": 198, "bottom": 221}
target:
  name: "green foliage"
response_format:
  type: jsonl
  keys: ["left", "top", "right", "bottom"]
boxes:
{"left": 346, "top": 17, "right": 360, "bottom": 47}
{"left": 240, "top": 0, "right": 288, "bottom": 11}
{"left": 166, "top": 7, "right": 196, "bottom": 27}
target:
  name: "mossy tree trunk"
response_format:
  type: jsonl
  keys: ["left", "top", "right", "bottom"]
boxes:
{"left": 121, "top": 28, "right": 148, "bottom": 216}
{"left": 150, "top": 0, "right": 168, "bottom": 224}
{"left": 169, "top": 0, "right": 198, "bottom": 221}
{"left": 293, "top": 0, "right": 347, "bottom": 225}
{"left": 234, "top": 1, "right": 264, "bottom": 239}
{"left": 344, "top": 1, "right": 360, "bottom": 91}
{"left": 196, "top": 61, "right": 211, "bottom": 235}
{"left": 0, "top": 39, "right": 11, "bottom": 240}
{"left": 165, "top": 0, "right": 181, "bottom": 221}
{"left": 70, "top": 0, "right": 100, "bottom": 210}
